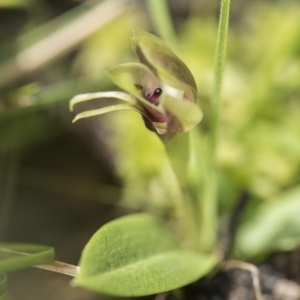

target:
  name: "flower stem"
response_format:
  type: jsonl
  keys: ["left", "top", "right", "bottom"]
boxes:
{"left": 146, "top": 0, "right": 177, "bottom": 50}
{"left": 35, "top": 261, "right": 79, "bottom": 277}
{"left": 212, "top": 0, "right": 231, "bottom": 144}
{"left": 147, "top": 0, "right": 199, "bottom": 249}
{"left": 199, "top": 0, "right": 231, "bottom": 253}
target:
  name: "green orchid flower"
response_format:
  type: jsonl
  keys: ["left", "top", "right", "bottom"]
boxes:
{"left": 70, "top": 29, "right": 202, "bottom": 134}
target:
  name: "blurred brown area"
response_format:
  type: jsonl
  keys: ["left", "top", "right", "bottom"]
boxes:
{"left": 0, "top": 0, "right": 141, "bottom": 298}
{"left": 0, "top": 129, "right": 128, "bottom": 300}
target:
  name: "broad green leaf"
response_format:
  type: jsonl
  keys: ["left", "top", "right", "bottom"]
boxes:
{"left": 234, "top": 186, "right": 300, "bottom": 258}
{"left": 75, "top": 213, "right": 216, "bottom": 297}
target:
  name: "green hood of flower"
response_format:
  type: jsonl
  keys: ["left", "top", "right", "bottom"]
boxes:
{"left": 131, "top": 28, "right": 198, "bottom": 102}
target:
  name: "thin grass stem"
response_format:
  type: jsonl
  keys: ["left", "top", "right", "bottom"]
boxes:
{"left": 212, "top": 0, "right": 231, "bottom": 145}
{"left": 199, "top": 0, "right": 231, "bottom": 253}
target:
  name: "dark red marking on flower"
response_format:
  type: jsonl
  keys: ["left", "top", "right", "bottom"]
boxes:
{"left": 144, "top": 87, "right": 162, "bottom": 105}
{"left": 151, "top": 88, "right": 162, "bottom": 104}
{"left": 134, "top": 84, "right": 162, "bottom": 106}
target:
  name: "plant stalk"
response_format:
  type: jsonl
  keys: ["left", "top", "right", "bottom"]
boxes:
{"left": 212, "top": 0, "right": 231, "bottom": 144}
{"left": 146, "top": 0, "right": 199, "bottom": 249}
{"left": 199, "top": 0, "right": 231, "bottom": 253}
{"left": 35, "top": 261, "right": 80, "bottom": 277}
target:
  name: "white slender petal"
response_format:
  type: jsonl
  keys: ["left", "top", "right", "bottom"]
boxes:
{"left": 72, "top": 104, "right": 142, "bottom": 123}
{"left": 69, "top": 91, "right": 137, "bottom": 111}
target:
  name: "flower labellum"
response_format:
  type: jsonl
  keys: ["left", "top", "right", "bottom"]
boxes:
{"left": 69, "top": 29, "right": 203, "bottom": 134}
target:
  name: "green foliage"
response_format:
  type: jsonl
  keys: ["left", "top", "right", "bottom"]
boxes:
{"left": 176, "top": 3, "right": 300, "bottom": 200}
{"left": 99, "top": 0, "right": 300, "bottom": 271}
{"left": 234, "top": 186, "right": 300, "bottom": 258}
{"left": 75, "top": 213, "right": 216, "bottom": 296}
{"left": 107, "top": 111, "right": 178, "bottom": 213}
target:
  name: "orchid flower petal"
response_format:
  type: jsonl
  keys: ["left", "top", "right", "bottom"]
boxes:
{"left": 131, "top": 28, "right": 198, "bottom": 102}
{"left": 69, "top": 91, "right": 137, "bottom": 112}
{"left": 107, "top": 63, "right": 163, "bottom": 111}
{"left": 72, "top": 104, "right": 142, "bottom": 123}
{"left": 162, "top": 94, "right": 203, "bottom": 133}
{"left": 107, "top": 63, "right": 167, "bottom": 124}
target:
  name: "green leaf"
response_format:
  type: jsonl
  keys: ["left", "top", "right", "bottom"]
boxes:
{"left": 75, "top": 213, "right": 216, "bottom": 297}
{"left": 234, "top": 186, "right": 300, "bottom": 258}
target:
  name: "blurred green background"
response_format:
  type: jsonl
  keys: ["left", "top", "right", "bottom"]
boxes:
{"left": 0, "top": 0, "right": 300, "bottom": 299}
